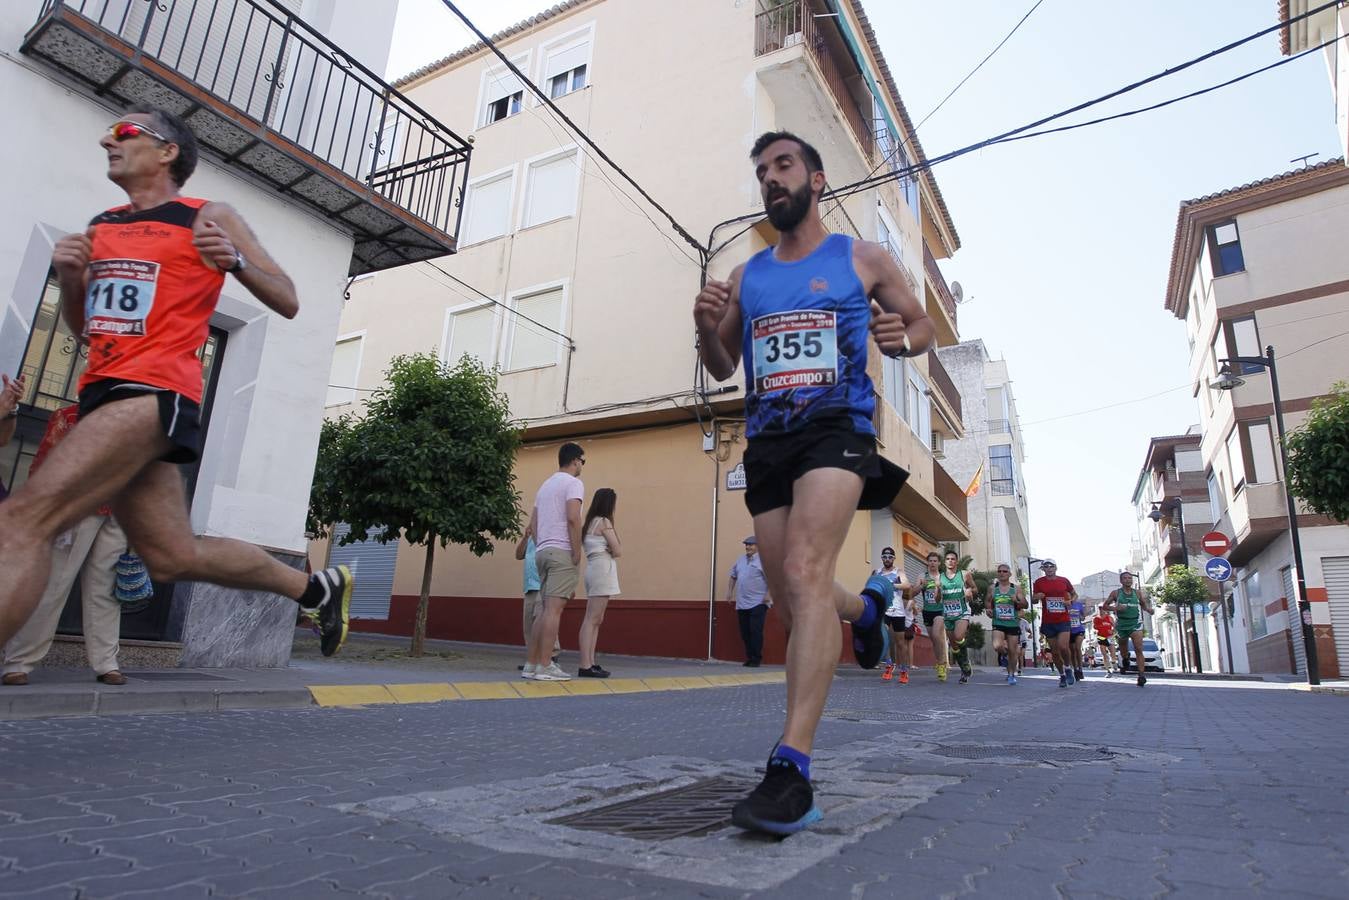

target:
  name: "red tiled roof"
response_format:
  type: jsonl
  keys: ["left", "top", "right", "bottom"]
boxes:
{"left": 1279, "top": 0, "right": 1292, "bottom": 56}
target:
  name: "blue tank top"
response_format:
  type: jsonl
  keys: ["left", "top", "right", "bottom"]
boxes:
{"left": 738, "top": 233, "right": 875, "bottom": 438}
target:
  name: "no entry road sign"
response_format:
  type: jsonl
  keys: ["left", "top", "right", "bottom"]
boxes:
{"left": 1201, "top": 531, "right": 1231, "bottom": 556}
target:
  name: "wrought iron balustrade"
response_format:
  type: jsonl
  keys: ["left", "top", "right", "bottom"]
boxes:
{"left": 23, "top": 0, "right": 472, "bottom": 274}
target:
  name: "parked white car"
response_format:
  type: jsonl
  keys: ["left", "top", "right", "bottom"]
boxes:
{"left": 1123, "top": 638, "right": 1166, "bottom": 673}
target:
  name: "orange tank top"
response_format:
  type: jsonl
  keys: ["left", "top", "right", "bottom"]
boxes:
{"left": 78, "top": 197, "right": 224, "bottom": 403}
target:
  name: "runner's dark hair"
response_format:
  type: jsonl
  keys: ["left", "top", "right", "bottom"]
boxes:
{"left": 127, "top": 104, "right": 198, "bottom": 187}
{"left": 749, "top": 130, "right": 823, "bottom": 173}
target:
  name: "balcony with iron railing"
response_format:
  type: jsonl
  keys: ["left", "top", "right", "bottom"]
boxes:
{"left": 924, "top": 346, "right": 962, "bottom": 425}
{"left": 23, "top": 0, "right": 472, "bottom": 275}
{"left": 924, "top": 244, "right": 959, "bottom": 337}
{"left": 754, "top": 1, "right": 875, "bottom": 165}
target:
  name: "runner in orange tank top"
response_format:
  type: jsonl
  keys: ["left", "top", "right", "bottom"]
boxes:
{"left": 0, "top": 105, "right": 351, "bottom": 659}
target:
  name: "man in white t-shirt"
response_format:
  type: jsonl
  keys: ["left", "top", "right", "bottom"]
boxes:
{"left": 524, "top": 442, "right": 585, "bottom": 682}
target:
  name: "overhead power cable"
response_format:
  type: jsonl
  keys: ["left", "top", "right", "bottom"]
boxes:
{"left": 422, "top": 259, "right": 576, "bottom": 348}
{"left": 437, "top": 0, "right": 708, "bottom": 258}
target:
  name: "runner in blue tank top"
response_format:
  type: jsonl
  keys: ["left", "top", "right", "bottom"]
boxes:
{"left": 694, "top": 131, "right": 934, "bottom": 836}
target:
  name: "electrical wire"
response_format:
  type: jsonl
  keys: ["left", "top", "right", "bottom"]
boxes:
{"left": 411, "top": 264, "right": 572, "bottom": 351}
{"left": 437, "top": 0, "right": 708, "bottom": 258}
{"left": 421, "top": 259, "right": 575, "bottom": 347}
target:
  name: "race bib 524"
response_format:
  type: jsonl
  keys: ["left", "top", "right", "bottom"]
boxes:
{"left": 86, "top": 258, "right": 158, "bottom": 337}
{"left": 751, "top": 310, "right": 837, "bottom": 394}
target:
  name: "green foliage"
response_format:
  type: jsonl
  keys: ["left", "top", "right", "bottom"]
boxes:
{"left": 306, "top": 415, "right": 352, "bottom": 539}
{"left": 1285, "top": 382, "right": 1349, "bottom": 523}
{"left": 963, "top": 621, "right": 985, "bottom": 651}
{"left": 316, "top": 352, "right": 523, "bottom": 555}
{"left": 969, "top": 570, "right": 998, "bottom": 615}
{"left": 1155, "top": 564, "right": 1208, "bottom": 611}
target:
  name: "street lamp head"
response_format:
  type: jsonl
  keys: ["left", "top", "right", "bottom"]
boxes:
{"left": 1212, "top": 362, "right": 1246, "bottom": 392}
{"left": 1148, "top": 503, "right": 1163, "bottom": 522}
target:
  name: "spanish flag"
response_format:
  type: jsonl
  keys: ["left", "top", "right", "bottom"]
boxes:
{"left": 964, "top": 462, "right": 983, "bottom": 498}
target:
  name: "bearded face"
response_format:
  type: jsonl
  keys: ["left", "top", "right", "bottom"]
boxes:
{"left": 764, "top": 178, "right": 815, "bottom": 232}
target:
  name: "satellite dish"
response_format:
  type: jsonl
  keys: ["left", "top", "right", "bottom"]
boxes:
{"left": 950, "top": 281, "right": 965, "bottom": 304}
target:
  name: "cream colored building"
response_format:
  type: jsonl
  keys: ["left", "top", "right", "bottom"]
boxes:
{"left": 318, "top": 0, "right": 972, "bottom": 661}
{"left": 1281, "top": 0, "right": 1349, "bottom": 160}
{"left": 1165, "top": 159, "right": 1349, "bottom": 678}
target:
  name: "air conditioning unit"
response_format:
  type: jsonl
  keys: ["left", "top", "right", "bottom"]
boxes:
{"left": 932, "top": 433, "right": 945, "bottom": 459}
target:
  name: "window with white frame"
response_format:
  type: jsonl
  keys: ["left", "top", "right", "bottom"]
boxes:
{"left": 460, "top": 169, "right": 514, "bottom": 245}
{"left": 326, "top": 335, "right": 363, "bottom": 407}
{"left": 444, "top": 304, "right": 497, "bottom": 366}
{"left": 542, "top": 33, "right": 590, "bottom": 99}
{"left": 881, "top": 355, "right": 904, "bottom": 418}
{"left": 522, "top": 149, "right": 580, "bottom": 228}
{"left": 504, "top": 286, "right": 565, "bottom": 371}
{"left": 1222, "top": 315, "right": 1263, "bottom": 375}
{"left": 480, "top": 57, "right": 527, "bottom": 126}
{"left": 1243, "top": 570, "right": 1266, "bottom": 639}
{"left": 906, "top": 366, "right": 931, "bottom": 450}
{"left": 1240, "top": 421, "right": 1278, "bottom": 484}
{"left": 1225, "top": 427, "right": 1246, "bottom": 493}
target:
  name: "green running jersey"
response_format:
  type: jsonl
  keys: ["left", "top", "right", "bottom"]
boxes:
{"left": 920, "top": 575, "right": 942, "bottom": 612}
{"left": 939, "top": 571, "right": 968, "bottom": 619}
{"left": 1115, "top": 589, "right": 1141, "bottom": 627}
{"left": 991, "top": 584, "right": 1019, "bottom": 625}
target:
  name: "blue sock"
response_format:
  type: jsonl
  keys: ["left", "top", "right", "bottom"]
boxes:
{"left": 853, "top": 593, "right": 879, "bottom": 630}
{"left": 772, "top": 744, "right": 811, "bottom": 780}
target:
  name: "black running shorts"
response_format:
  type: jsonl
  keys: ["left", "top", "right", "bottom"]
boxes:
{"left": 79, "top": 378, "right": 202, "bottom": 464}
{"left": 742, "top": 416, "right": 908, "bottom": 517}
{"left": 922, "top": 609, "right": 942, "bottom": 628}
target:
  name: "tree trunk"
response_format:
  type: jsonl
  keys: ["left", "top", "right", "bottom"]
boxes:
{"left": 411, "top": 539, "right": 435, "bottom": 658}
{"left": 1179, "top": 606, "right": 1191, "bottom": 672}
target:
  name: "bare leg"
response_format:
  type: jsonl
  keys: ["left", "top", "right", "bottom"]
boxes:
{"left": 113, "top": 462, "right": 307, "bottom": 598}
{"left": 578, "top": 595, "right": 610, "bottom": 669}
{"left": 931, "top": 616, "right": 948, "bottom": 669}
{"left": 897, "top": 628, "right": 912, "bottom": 668}
{"left": 752, "top": 468, "right": 865, "bottom": 757}
{"left": 1006, "top": 636, "right": 1020, "bottom": 676}
{"left": 1132, "top": 631, "right": 1147, "bottom": 680}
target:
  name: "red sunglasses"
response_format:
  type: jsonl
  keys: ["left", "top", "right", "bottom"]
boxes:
{"left": 108, "top": 121, "right": 170, "bottom": 143}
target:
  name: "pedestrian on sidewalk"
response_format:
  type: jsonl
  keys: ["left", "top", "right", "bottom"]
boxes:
{"left": 524, "top": 442, "right": 585, "bottom": 682}
{"left": 3, "top": 405, "right": 128, "bottom": 686}
{"left": 578, "top": 488, "right": 620, "bottom": 678}
{"left": 728, "top": 535, "right": 771, "bottom": 667}
{"left": 514, "top": 526, "right": 558, "bottom": 675}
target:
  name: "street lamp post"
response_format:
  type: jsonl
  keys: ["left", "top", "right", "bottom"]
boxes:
{"left": 1214, "top": 345, "right": 1320, "bottom": 686}
{"left": 1149, "top": 500, "right": 1199, "bottom": 672}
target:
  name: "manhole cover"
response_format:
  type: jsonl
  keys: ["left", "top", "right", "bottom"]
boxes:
{"left": 548, "top": 776, "right": 755, "bottom": 840}
{"left": 933, "top": 744, "right": 1117, "bottom": 763}
{"left": 823, "top": 708, "right": 931, "bottom": 722}
{"left": 124, "top": 672, "right": 236, "bottom": 682}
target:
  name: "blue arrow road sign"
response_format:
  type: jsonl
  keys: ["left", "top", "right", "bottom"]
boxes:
{"left": 1205, "top": 557, "right": 1233, "bottom": 582}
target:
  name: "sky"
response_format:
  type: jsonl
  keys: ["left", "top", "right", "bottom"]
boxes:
{"left": 387, "top": 1, "right": 1342, "bottom": 578}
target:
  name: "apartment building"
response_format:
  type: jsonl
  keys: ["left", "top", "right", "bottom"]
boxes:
{"left": 319, "top": 0, "right": 972, "bottom": 662}
{"left": 1281, "top": 0, "right": 1349, "bottom": 160}
{"left": 1129, "top": 431, "right": 1227, "bottom": 672}
{"left": 1164, "top": 159, "right": 1349, "bottom": 678}
{"left": 0, "top": 0, "right": 462, "bottom": 666}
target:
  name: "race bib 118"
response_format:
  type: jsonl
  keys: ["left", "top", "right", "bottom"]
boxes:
{"left": 86, "top": 258, "right": 158, "bottom": 337}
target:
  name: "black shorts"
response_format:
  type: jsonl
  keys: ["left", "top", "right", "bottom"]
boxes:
{"left": 993, "top": 624, "right": 1022, "bottom": 637}
{"left": 922, "top": 609, "right": 942, "bottom": 628}
{"left": 884, "top": 613, "right": 907, "bottom": 633}
{"left": 79, "top": 379, "right": 202, "bottom": 465}
{"left": 1097, "top": 636, "right": 1112, "bottom": 645}
{"left": 742, "top": 417, "right": 908, "bottom": 517}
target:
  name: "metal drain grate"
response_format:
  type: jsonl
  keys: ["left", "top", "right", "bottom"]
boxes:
{"left": 549, "top": 777, "right": 755, "bottom": 840}
{"left": 933, "top": 744, "right": 1117, "bottom": 762}
{"left": 124, "top": 672, "right": 237, "bottom": 682}
{"left": 823, "top": 708, "right": 931, "bottom": 723}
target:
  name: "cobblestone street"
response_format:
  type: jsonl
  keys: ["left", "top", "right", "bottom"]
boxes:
{"left": 1, "top": 668, "right": 1346, "bottom": 898}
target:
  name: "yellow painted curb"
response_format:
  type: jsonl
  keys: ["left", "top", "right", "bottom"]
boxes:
{"left": 675, "top": 677, "right": 716, "bottom": 689}
{"left": 513, "top": 680, "right": 571, "bottom": 698}
{"left": 454, "top": 681, "right": 520, "bottom": 700}
{"left": 703, "top": 675, "right": 741, "bottom": 686}
{"left": 603, "top": 678, "right": 649, "bottom": 693}
{"left": 561, "top": 680, "right": 613, "bottom": 695}
{"left": 386, "top": 683, "right": 462, "bottom": 704}
{"left": 309, "top": 684, "right": 398, "bottom": 707}
{"left": 640, "top": 677, "right": 687, "bottom": 691}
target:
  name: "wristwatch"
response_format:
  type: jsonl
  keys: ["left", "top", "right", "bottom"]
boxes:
{"left": 224, "top": 251, "right": 248, "bottom": 275}
{"left": 888, "top": 333, "right": 913, "bottom": 359}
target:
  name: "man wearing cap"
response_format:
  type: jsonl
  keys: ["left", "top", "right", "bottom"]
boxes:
{"left": 728, "top": 536, "right": 772, "bottom": 667}
{"left": 1033, "top": 559, "right": 1078, "bottom": 687}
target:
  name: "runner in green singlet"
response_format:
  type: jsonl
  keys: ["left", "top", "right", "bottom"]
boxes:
{"left": 915, "top": 552, "right": 948, "bottom": 681}
{"left": 1102, "top": 571, "right": 1154, "bottom": 687}
{"left": 987, "top": 564, "right": 1028, "bottom": 685}
{"left": 939, "top": 550, "right": 978, "bottom": 684}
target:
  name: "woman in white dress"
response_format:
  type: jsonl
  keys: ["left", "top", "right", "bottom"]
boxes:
{"left": 579, "top": 488, "right": 621, "bottom": 678}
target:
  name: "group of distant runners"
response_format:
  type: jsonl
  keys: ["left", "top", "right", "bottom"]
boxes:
{"left": 871, "top": 554, "right": 1156, "bottom": 689}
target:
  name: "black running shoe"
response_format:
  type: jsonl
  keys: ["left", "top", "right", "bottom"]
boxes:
{"left": 312, "top": 565, "right": 351, "bottom": 657}
{"left": 731, "top": 758, "right": 821, "bottom": 836}
{"left": 578, "top": 664, "right": 610, "bottom": 678}
{"left": 1137, "top": 673, "right": 1147, "bottom": 687}
{"left": 1075, "top": 668, "right": 1084, "bottom": 681}
{"left": 851, "top": 576, "right": 892, "bottom": 670}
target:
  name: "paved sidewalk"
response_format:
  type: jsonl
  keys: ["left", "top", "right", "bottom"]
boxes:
{"left": 0, "top": 631, "right": 780, "bottom": 719}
